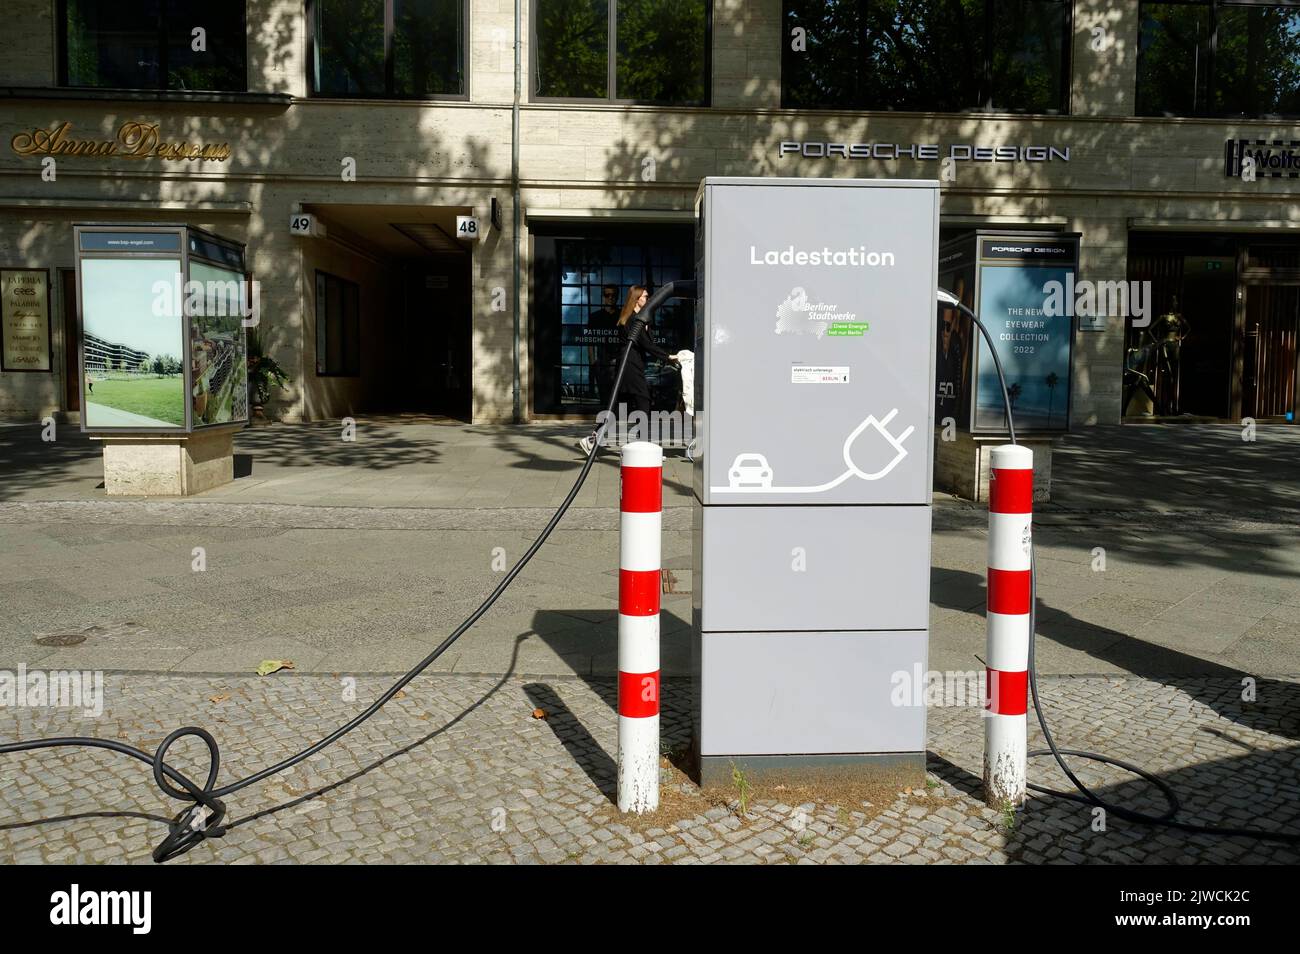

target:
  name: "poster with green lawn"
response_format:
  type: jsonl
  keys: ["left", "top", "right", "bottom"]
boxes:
{"left": 81, "top": 258, "right": 186, "bottom": 429}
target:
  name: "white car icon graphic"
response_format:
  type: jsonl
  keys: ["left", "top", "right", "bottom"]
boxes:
{"left": 728, "top": 453, "right": 773, "bottom": 489}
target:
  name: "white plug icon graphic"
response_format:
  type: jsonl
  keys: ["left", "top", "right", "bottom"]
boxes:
{"left": 842, "top": 408, "right": 914, "bottom": 481}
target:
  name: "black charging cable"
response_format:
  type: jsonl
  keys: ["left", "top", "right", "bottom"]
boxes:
{"left": 940, "top": 289, "right": 1299, "bottom": 844}
{"left": 0, "top": 282, "right": 695, "bottom": 862}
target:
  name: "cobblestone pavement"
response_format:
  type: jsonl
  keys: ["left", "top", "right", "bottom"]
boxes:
{"left": 2, "top": 672, "right": 1297, "bottom": 864}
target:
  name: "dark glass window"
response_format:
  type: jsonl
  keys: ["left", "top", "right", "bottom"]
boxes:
{"left": 783, "top": 0, "right": 1070, "bottom": 113}
{"left": 313, "top": 0, "right": 386, "bottom": 95}
{"left": 534, "top": 0, "right": 709, "bottom": 104}
{"left": 310, "top": 0, "right": 466, "bottom": 98}
{"left": 394, "top": 0, "right": 466, "bottom": 96}
{"left": 1136, "top": 3, "right": 1212, "bottom": 115}
{"left": 532, "top": 227, "right": 695, "bottom": 415}
{"left": 1139, "top": 2, "right": 1300, "bottom": 118}
{"left": 535, "top": 0, "right": 609, "bottom": 98}
{"left": 1215, "top": 4, "right": 1300, "bottom": 116}
{"left": 315, "top": 272, "right": 361, "bottom": 377}
{"left": 62, "top": 0, "right": 246, "bottom": 91}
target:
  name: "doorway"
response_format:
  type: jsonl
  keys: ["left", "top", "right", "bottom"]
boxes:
{"left": 396, "top": 258, "right": 472, "bottom": 419}
{"left": 1241, "top": 244, "right": 1300, "bottom": 421}
{"left": 301, "top": 205, "right": 475, "bottom": 421}
{"left": 1127, "top": 233, "right": 1300, "bottom": 422}
{"left": 1127, "top": 237, "right": 1235, "bottom": 418}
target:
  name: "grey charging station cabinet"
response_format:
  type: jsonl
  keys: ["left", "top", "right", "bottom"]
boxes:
{"left": 691, "top": 177, "right": 940, "bottom": 785}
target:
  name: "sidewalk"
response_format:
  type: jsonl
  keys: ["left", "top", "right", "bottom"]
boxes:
{"left": 1, "top": 420, "right": 1297, "bottom": 864}
{"left": 0, "top": 420, "right": 1297, "bottom": 677}
{"left": 4, "top": 419, "right": 1299, "bottom": 516}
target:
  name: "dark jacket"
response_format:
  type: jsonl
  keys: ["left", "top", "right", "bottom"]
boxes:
{"left": 617, "top": 315, "right": 673, "bottom": 398}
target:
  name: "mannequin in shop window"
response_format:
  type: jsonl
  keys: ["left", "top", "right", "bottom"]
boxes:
{"left": 1150, "top": 297, "right": 1190, "bottom": 416}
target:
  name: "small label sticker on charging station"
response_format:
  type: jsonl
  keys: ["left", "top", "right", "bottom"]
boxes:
{"left": 791, "top": 366, "right": 850, "bottom": 384}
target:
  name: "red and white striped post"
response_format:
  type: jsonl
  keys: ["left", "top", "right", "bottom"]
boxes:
{"left": 618, "top": 441, "right": 662, "bottom": 813}
{"left": 984, "top": 444, "right": 1033, "bottom": 809}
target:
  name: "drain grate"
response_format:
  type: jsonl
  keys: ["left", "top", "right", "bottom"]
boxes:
{"left": 661, "top": 569, "right": 690, "bottom": 594}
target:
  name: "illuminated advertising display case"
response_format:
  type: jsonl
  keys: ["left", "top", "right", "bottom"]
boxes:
{"left": 937, "top": 231, "right": 1080, "bottom": 435}
{"left": 75, "top": 225, "right": 249, "bottom": 433}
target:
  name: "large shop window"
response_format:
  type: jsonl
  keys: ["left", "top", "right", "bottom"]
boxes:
{"left": 1138, "top": 2, "right": 1300, "bottom": 118}
{"left": 315, "top": 272, "right": 361, "bottom": 377}
{"left": 61, "top": 0, "right": 246, "bottom": 91}
{"left": 310, "top": 0, "right": 467, "bottom": 98}
{"left": 533, "top": 0, "right": 710, "bottom": 104}
{"left": 782, "top": 0, "right": 1070, "bottom": 113}
{"left": 531, "top": 227, "right": 696, "bottom": 416}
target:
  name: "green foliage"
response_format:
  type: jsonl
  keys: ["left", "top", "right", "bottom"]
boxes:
{"left": 731, "top": 762, "right": 752, "bottom": 816}
{"left": 536, "top": 0, "right": 609, "bottom": 97}
{"left": 1138, "top": 3, "right": 1300, "bottom": 117}
{"left": 616, "top": 0, "right": 707, "bottom": 103}
{"left": 1213, "top": 6, "right": 1300, "bottom": 116}
{"left": 535, "top": 0, "right": 707, "bottom": 103}
{"left": 247, "top": 329, "right": 290, "bottom": 406}
{"left": 784, "top": 0, "right": 1065, "bottom": 112}
{"left": 1136, "top": 4, "right": 1210, "bottom": 116}
{"left": 315, "top": 0, "right": 387, "bottom": 94}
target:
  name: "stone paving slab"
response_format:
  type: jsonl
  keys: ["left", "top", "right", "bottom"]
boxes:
{"left": 4, "top": 421, "right": 1300, "bottom": 521}
{"left": 1, "top": 503, "right": 1297, "bottom": 677}
{"left": 1, "top": 673, "right": 1296, "bottom": 864}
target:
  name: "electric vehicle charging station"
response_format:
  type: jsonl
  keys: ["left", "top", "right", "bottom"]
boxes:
{"left": 6, "top": 186, "right": 1299, "bottom": 862}
{"left": 691, "top": 177, "right": 940, "bottom": 785}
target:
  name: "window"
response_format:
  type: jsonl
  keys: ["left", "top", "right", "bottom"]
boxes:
{"left": 61, "top": 0, "right": 246, "bottom": 91}
{"left": 531, "top": 227, "right": 695, "bottom": 415}
{"left": 1139, "top": 2, "right": 1300, "bottom": 117}
{"left": 533, "top": 0, "right": 710, "bottom": 104}
{"left": 782, "top": 0, "right": 1070, "bottom": 114}
{"left": 309, "top": 0, "right": 467, "bottom": 98}
{"left": 315, "top": 272, "right": 361, "bottom": 376}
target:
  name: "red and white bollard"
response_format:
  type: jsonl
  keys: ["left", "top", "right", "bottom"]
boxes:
{"left": 984, "top": 444, "right": 1033, "bottom": 809}
{"left": 617, "top": 441, "right": 662, "bottom": 813}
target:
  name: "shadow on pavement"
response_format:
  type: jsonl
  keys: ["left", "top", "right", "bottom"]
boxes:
{"left": 0, "top": 426, "right": 101, "bottom": 501}
{"left": 233, "top": 422, "right": 443, "bottom": 470}
{"left": 932, "top": 567, "right": 1300, "bottom": 741}
{"left": 928, "top": 742, "right": 1300, "bottom": 861}
{"left": 524, "top": 606, "right": 693, "bottom": 803}
{"left": 1051, "top": 424, "right": 1300, "bottom": 516}
{"left": 523, "top": 682, "right": 616, "bottom": 802}
{"left": 522, "top": 678, "right": 694, "bottom": 807}
{"left": 528, "top": 607, "right": 692, "bottom": 686}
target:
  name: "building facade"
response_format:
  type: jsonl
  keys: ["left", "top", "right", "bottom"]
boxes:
{"left": 1, "top": 0, "right": 1298, "bottom": 426}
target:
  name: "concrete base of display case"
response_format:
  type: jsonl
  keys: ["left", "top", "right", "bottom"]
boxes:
{"left": 95, "top": 425, "right": 240, "bottom": 496}
{"left": 934, "top": 430, "right": 1054, "bottom": 503}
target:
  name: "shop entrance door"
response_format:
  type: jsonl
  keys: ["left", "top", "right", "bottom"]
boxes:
{"left": 1241, "top": 281, "right": 1300, "bottom": 421}
{"left": 1237, "top": 245, "right": 1300, "bottom": 421}
{"left": 1128, "top": 243, "right": 1235, "bottom": 418}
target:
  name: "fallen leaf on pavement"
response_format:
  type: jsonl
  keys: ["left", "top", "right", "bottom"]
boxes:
{"left": 255, "top": 659, "right": 295, "bottom": 676}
